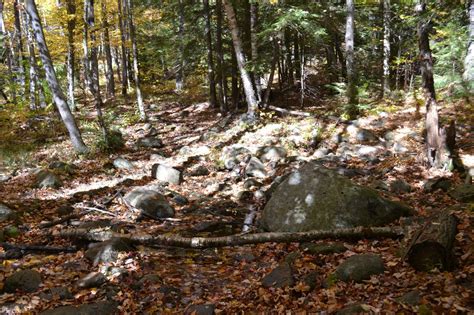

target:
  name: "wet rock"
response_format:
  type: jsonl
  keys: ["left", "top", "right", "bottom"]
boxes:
{"left": 301, "top": 242, "right": 347, "bottom": 255}
{"left": 77, "top": 272, "right": 106, "bottom": 288}
{"left": 35, "top": 170, "right": 62, "bottom": 189}
{"left": 185, "top": 304, "right": 215, "bottom": 315}
{"left": 335, "top": 254, "right": 384, "bottom": 283}
{"left": 261, "top": 163, "right": 413, "bottom": 232}
{"left": 0, "top": 203, "right": 13, "bottom": 222}
{"left": 4, "top": 269, "right": 41, "bottom": 293}
{"left": 152, "top": 164, "right": 182, "bottom": 185}
{"left": 40, "top": 302, "right": 117, "bottom": 315}
{"left": 390, "top": 179, "right": 412, "bottom": 193}
{"left": 85, "top": 238, "right": 134, "bottom": 265}
{"left": 261, "top": 262, "right": 294, "bottom": 288}
{"left": 448, "top": 184, "right": 474, "bottom": 202}
{"left": 137, "top": 136, "right": 163, "bottom": 148}
{"left": 113, "top": 157, "right": 134, "bottom": 170}
{"left": 124, "top": 188, "right": 175, "bottom": 219}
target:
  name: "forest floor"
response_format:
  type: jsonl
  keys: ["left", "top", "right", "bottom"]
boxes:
{"left": 0, "top": 86, "right": 473, "bottom": 314}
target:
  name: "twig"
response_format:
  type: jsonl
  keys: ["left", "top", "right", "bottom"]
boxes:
{"left": 39, "top": 212, "right": 85, "bottom": 229}
{"left": 76, "top": 205, "right": 116, "bottom": 216}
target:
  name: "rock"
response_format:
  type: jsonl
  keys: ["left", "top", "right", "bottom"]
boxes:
{"left": 4, "top": 225, "right": 20, "bottom": 238}
{"left": 85, "top": 238, "right": 134, "bottom": 265}
{"left": 40, "top": 302, "right": 117, "bottom": 315}
{"left": 346, "top": 125, "right": 377, "bottom": 143}
{"left": 221, "top": 145, "right": 252, "bottom": 170}
{"left": 301, "top": 242, "right": 347, "bottom": 255}
{"left": 397, "top": 290, "right": 421, "bottom": 306}
{"left": 254, "top": 189, "right": 265, "bottom": 200}
{"left": 147, "top": 127, "right": 158, "bottom": 137}
{"left": 0, "top": 203, "right": 13, "bottom": 222}
{"left": 179, "top": 145, "right": 211, "bottom": 157}
{"left": 4, "top": 269, "right": 41, "bottom": 293}
{"left": 35, "top": 170, "right": 62, "bottom": 189}
{"left": 188, "top": 165, "right": 210, "bottom": 177}
{"left": 243, "top": 178, "right": 262, "bottom": 189}
{"left": 57, "top": 204, "right": 74, "bottom": 216}
{"left": 234, "top": 252, "right": 256, "bottom": 262}
{"left": 423, "top": 178, "right": 452, "bottom": 192}
{"left": 245, "top": 157, "right": 267, "bottom": 178}
{"left": 336, "top": 304, "right": 370, "bottom": 315}
{"left": 236, "top": 190, "right": 253, "bottom": 202}
{"left": 152, "top": 164, "right": 182, "bottom": 185}
{"left": 48, "top": 161, "right": 74, "bottom": 173}
{"left": 124, "top": 188, "right": 175, "bottom": 219}
{"left": 303, "top": 271, "right": 319, "bottom": 291}
{"left": 137, "top": 274, "right": 162, "bottom": 287}
{"left": 371, "top": 180, "right": 389, "bottom": 191}
{"left": 390, "top": 179, "right": 412, "bottom": 193}
{"left": 137, "top": 136, "right": 163, "bottom": 148}
{"left": 284, "top": 251, "right": 301, "bottom": 265}
{"left": 113, "top": 157, "right": 134, "bottom": 170}
{"left": 261, "top": 163, "right": 413, "bottom": 232}
{"left": 184, "top": 304, "right": 215, "bottom": 315}
{"left": 0, "top": 173, "right": 11, "bottom": 182}
{"left": 40, "top": 286, "right": 73, "bottom": 300}
{"left": 261, "top": 262, "right": 294, "bottom": 288}
{"left": 264, "top": 173, "right": 290, "bottom": 200}
{"left": 335, "top": 254, "right": 385, "bottom": 282}
{"left": 257, "top": 146, "right": 287, "bottom": 162}
{"left": 448, "top": 184, "right": 474, "bottom": 202}
{"left": 77, "top": 272, "right": 107, "bottom": 288}
{"left": 172, "top": 194, "right": 189, "bottom": 205}
{"left": 313, "top": 147, "right": 329, "bottom": 159}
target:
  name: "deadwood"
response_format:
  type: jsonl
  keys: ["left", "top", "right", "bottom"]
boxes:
{"left": 59, "top": 226, "right": 404, "bottom": 249}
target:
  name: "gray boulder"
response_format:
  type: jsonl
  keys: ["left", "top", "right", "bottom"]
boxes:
{"left": 245, "top": 157, "right": 267, "bottom": 178}
{"left": 257, "top": 146, "right": 287, "bottom": 162}
{"left": 0, "top": 203, "right": 13, "bottom": 222}
{"left": 390, "top": 179, "right": 412, "bottom": 193}
{"left": 261, "top": 262, "right": 294, "bottom": 288}
{"left": 124, "top": 188, "right": 175, "bottom": 219}
{"left": 85, "top": 238, "right": 134, "bottom": 265}
{"left": 261, "top": 163, "right": 413, "bottom": 232}
{"left": 346, "top": 125, "right": 377, "bottom": 143}
{"left": 335, "top": 254, "right": 384, "bottom": 282}
{"left": 113, "top": 157, "right": 134, "bottom": 170}
{"left": 4, "top": 269, "right": 41, "bottom": 293}
{"left": 221, "top": 145, "right": 251, "bottom": 170}
{"left": 137, "top": 136, "right": 163, "bottom": 148}
{"left": 40, "top": 302, "right": 117, "bottom": 315}
{"left": 35, "top": 170, "right": 62, "bottom": 189}
{"left": 152, "top": 164, "right": 182, "bottom": 185}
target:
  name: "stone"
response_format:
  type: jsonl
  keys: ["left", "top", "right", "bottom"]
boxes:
{"left": 189, "top": 165, "right": 210, "bottom": 177}
{"left": 257, "top": 146, "right": 287, "bottom": 162}
{"left": 245, "top": 157, "right": 267, "bottom": 178}
{"left": 179, "top": 145, "right": 211, "bottom": 157}
{"left": 4, "top": 269, "right": 41, "bottom": 293}
{"left": 390, "top": 179, "right": 412, "bottom": 193}
{"left": 35, "top": 170, "right": 62, "bottom": 189}
{"left": 335, "top": 254, "right": 385, "bottom": 282}
{"left": 77, "top": 272, "right": 107, "bottom": 288}
{"left": 40, "top": 286, "right": 73, "bottom": 300}
{"left": 152, "top": 164, "right": 182, "bottom": 185}
{"left": 303, "top": 271, "right": 320, "bottom": 291}
{"left": 397, "top": 290, "right": 421, "bottom": 306}
{"left": 0, "top": 173, "right": 11, "bottom": 182}
{"left": 234, "top": 252, "right": 256, "bottom": 262}
{"left": 261, "top": 163, "right": 413, "bottom": 232}
{"left": 48, "top": 161, "right": 74, "bottom": 173}
{"left": 40, "top": 302, "right": 117, "bottom": 315}
{"left": 137, "top": 136, "right": 163, "bottom": 148}
{"left": 57, "top": 204, "right": 74, "bottom": 216}
{"left": 448, "top": 184, "right": 474, "bottom": 202}
{"left": 184, "top": 304, "right": 215, "bottom": 315}
{"left": 261, "top": 262, "right": 294, "bottom": 288}
{"left": 346, "top": 125, "right": 377, "bottom": 143}
{"left": 85, "top": 238, "right": 134, "bottom": 265}
{"left": 313, "top": 147, "right": 329, "bottom": 159}
{"left": 423, "top": 178, "right": 452, "bottom": 192}
{"left": 221, "top": 145, "right": 252, "bottom": 170}
{"left": 113, "top": 157, "right": 134, "bottom": 170}
{"left": 0, "top": 203, "right": 13, "bottom": 222}
{"left": 301, "top": 242, "right": 347, "bottom": 255}
{"left": 237, "top": 190, "right": 253, "bottom": 202}
{"left": 243, "top": 178, "right": 262, "bottom": 189}
{"left": 124, "top": 188, "right": 175, "bottom": 219}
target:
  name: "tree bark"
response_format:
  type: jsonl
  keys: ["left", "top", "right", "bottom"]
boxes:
{"left": 25, "top": 0, "right": 88, "bottom": 153}
{"left": 23, "top": 8, "right": 39, "bottom": 109}
{"left": 203, "top": 0, "right": 217, "bottom": 109}
{"left": 231, "top": 48, "right": 239, "bottom": 110}
{"left": 126, "top": 0, "right": 146, "bottom": 120}
{"left": 0, "top": 0, "right": 15, "bottom": 102}
{"left": 117, "top": 0, "right": 128, "bottom": 95}
{"left": 404, "top": 212, "right": 458, "bottom": 271}
{"left": 215, "top": 0, "right": 227, "bottom": 112}
{"left": 13, "top": 0, "right": 26, "bottom": 95}
{"left": 464, "top": 0, "right": 474, "bottom": 85}
{"left": 66, "top": 0, "right": 76, "bottom": 110}
{"left": 59, "top": 226, "right": 403, "bottom": 249}
{"left": 250, "top": 1, "right": 261, "bottom": 102}
{"left": 382, "top": 0, "right": 391, "bottom": 96}
{"left": 345, "top": 0, "right": 358, "bottom": 117}
{"left": 175, "top": 0, "right": 185, "bottom": 92}
{"left": 263, "top": 40, "right": 279, "bottom": 107}
{"left": 101, "top": 0, "right": 115, "bottom": 99}
{"left": 223, "top": 0, "right": 258, "bottom": 120}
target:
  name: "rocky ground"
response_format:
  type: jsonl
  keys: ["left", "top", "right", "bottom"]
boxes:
{"left": 0, "top": 94, "right": 473, "bottom": 313}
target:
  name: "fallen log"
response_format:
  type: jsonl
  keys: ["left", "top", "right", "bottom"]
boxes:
{"left": 403, "top": 212, "right": 458, "bottom": 272}
{"left": 39, "top": 212, "right": 84, "bottom": 229}
{"left": 58, "top": 226, "right": 404, "bottom": 249}
{"left": 0, "top": 243, "right": 77, "bottom": 259}
{"left": 267, "top": 105, "right": 312, "bottom": 117}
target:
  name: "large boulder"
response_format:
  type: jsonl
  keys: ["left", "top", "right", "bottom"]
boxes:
{"left": 4, "top": 269, "right": 42, "bottom": 293}
{"left": 124, "top": 188, "right": 175, "bottom": 219}
{"left": 261, "top": 163, "right": 413, "bottom": 232}
{"left": 335, "top": 254, "right": 384, "bottom": 282}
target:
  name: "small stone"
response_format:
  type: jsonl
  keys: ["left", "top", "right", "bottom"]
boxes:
{"left": 237, "top": 190, "right": 253, "bottom": 202}
{"left": 261, "top": 262, "right": 294, "bottom": 288}
{"left": 397, "top": 290, "right": 421, "bottom": 306}
{"left": 0, "top": 203, "right": 13, "bottom": 222}
{"left": 35, "top": 170, "right": 62, "bottom": 189}
{"left": 335, "top": 254, "right": 385, "bottom": 283}
{"left": 4, "top": 269, "right": 42, "bottom": 293}
{"left": 234, "top": 252, "right": 256, "bottom": 262}
{"left": 390, "top": 179, "right": 412, "bottom": 193}
{"left": 243, "top": 178, "right": 262, "bottom": 189}
{"left": 448, "top": 184, "right": 474, "bottom": 202}
{"left": 152, "top": 164, "right": 182, "bottom": 185}
{"left": 303, "top": 271, "right": 320, "bottom": 291}
{"left": 113, "top": 157, "right": 134, "bottom": 170}
{"left": 77, "top": 272, "right": 106, "bottom": 288}
{"left": 189, "top": 165, "right": 210, "bottom": 176}
{"left": 85, "top": 238, "right": 134, "bottom": 265}
{"left": 184, "top": 304, "right": 215, "bottom": 315}
{"left": 137, "top": 136, "right": 163, "bottom": 148}
{"left": 245, "top": 157, "right": 267, "bottom": 178}
{"left": 254, "top": 190, "right": 265, "bottom": 200}
{"left": 0, "top": 174, "right": 11, "bottom": 182}
{"left": 284, "top": 251, "right": 301, "bottom": 265}
{"left": 124, "top": 188, "right": 175, "bottom": 219}
{"left": 257, "top": 146, "right": 287, "bottom": 162}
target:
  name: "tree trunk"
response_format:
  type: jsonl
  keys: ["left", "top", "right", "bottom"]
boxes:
{"left": 13, "top": 0, "right": 26, "bottom": 95}
{"left": 66, "top": 0, "right": 76, "bottom": 111}
{"left": 417, "top": 1, "right": 450, "bottom": 168}
{"left": 404, "top": 212, "right": 457, "bottom": 272}
{"left": 117, "top": 0, "right": 128, "bottom": 95}
{"left": 464, "top": 0, "right": 474, "bottom": 85}
{"left": 250, "top": 1, "right": 261, "bottom": 102}
{"left": 231, "top": 49, "right": 239, "bottom": 110}
{"left": 215, "top": 0, "right": 227, "bottom": 112}
{"left": 203, "top": 0, "right": 217, "bottom": 109}
{"left": 263, "top": 40, "right": 279, "bottom": 107}
{"left": 345, "top": 0, "right": 358, "bottom": 117}
{"left": 23, "top": 8, "right": 39, "bottom": 109}
{"left": 59, "top": 226, "right": 403, "bottom": 249}
{"left": 101, "top": 0, "right": 115, "bottom": 99}
{"left": 24, "top": 0, "right": 88, "bottom": 153}
{"left": 175, "top": 0, "right": 185, "bottom": 92}
{"left": 126, "top": 0, "right": 146, "bottom": 120}
{"left": 222, "top": 0, "right": 258, "bottom": 120}
{"left": 84, "top": 0, "right": 108, "bottom": 145}
{"left": 382, "top": 0, "right": 391, "bottom": 96}
{"left": 0, "top": 0, "right": 16, "bottom": 102}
